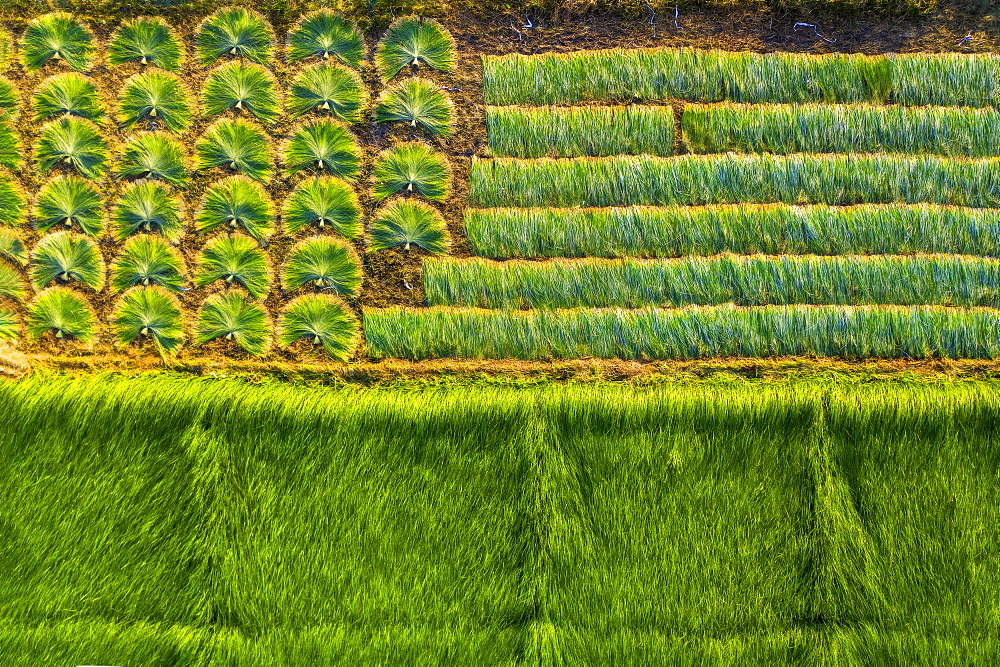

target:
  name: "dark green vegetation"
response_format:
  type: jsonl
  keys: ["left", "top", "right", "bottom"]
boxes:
{"left": 1, "top": 378, "right": 998, "bottom": 664}
{"left": 483, "top": 50, "right": 1000, "bottom": 107}
{"left": 423, "top": 255, "right": 1000, "bottom": 309}
{"left": 463, "top": 205, "right": 1000, "bottom": 259}
{"left": 365, "top": 305, "right": 1000, "bottom": 360}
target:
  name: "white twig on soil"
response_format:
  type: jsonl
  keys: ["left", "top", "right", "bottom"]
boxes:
{"left": 641, "top": 2, "right": 656, "bottom": 38}
{"left": 793, "top": 22, "right": 836, "bottom": 43}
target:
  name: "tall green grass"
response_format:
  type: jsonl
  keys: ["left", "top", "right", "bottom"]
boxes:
{"left": 424, "top": 255, "right": 1000, "bottom": 309}
{"left": 469, "top": 155, "right": 1000, "bottom": 209}
{"left": 1, "top": 378, "right": 1000, "bottom": 662}
{"left": 363, "top": 305, "right": 1000, "bottom": 360}
{"left": 464, "top": 204, "right": 1000, "bottom": 259}
{"left": 683, "top": 103, "right": 1000, "bottom": 157}
{"left": 486, "top": 105, "right": 675, "bottom": 158}
{"left": 482, "top": 49, "right": 1000, "bottom": 107}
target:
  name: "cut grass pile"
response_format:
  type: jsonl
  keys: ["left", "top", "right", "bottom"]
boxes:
{"left": 469, "top": 155, "right": 1000, "bottom": 208}
{"left": 196, "top": 234, "right": 271, "bottom": 300}
{"left": 369, "top": 198, "right": 449, "bottom": 253}
{"left": 424, "top": 254, "right": 1000, "bottom": 309}
{"left": 117, "top": 133, "right": 189, "bottom": 187}
{"left": 108, "top": 17, "right": 183, "bottom": 72}
{"left": 463, "top": 204, "right": 1000, "bottom": 259}
{"left": 2, "top": 377, "right": 998, "bottom": 662}
{"left": 117, "top": 71, "right": 192, "bottom": 134}
{"left": 364, "top": 305, "right": 1000, "bottom": 360}
{"left": 34, "top": 175, "right": 103, "bottom": 236}
{"left": 33, "top": 73, "right": 102, "bottom": 122}
{"left": 486, "top": 105, "right": 675, "bottom": 158}
{"left": 376, "top": 78, "right": 453, "bottom": 136}
{"left": 287, "top": 9, "right": 364, "bottom": 67}
{"left": 483, "top": 49, "right": 1000, "bottom": 107}
{"left": 376, "top": 17, "right": 455, "bottom": 80}
{"left": 288, "top": 63, "right": 365, "bottom": 122}
{"left": 682, "top": 103, "right": 1000, "bottom": 157}
{"left": 20, "top": 12, "right": 94, "bottom": 72}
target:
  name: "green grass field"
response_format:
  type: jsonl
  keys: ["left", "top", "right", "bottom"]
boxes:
{"left": 1, "top": 377, "right": 998, "bottom": 664}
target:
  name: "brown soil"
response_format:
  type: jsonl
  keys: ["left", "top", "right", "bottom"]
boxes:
{"left": 3, "top": 5, "right": 1000, "bottom": 376}
{"left": 19, "top": 352, "right": 1000, "bottom": 385}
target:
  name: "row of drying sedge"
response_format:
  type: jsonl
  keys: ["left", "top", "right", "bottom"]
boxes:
{"left": 0, "top": 65, "right": 454, "bottom": 136}
{"left": 5, "top": 9, "right": 455, "bottom": 80}
{"left": 0, "top": 285, "right": 360, "bottom": 358}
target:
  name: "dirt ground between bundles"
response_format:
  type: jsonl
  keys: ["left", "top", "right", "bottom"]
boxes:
{"left": 6, "top": 4, "right": 1000, "bottom": 375}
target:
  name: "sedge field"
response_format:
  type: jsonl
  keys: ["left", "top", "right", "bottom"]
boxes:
{"left": 2, "top": 376, "right": 1000, "bottom": 665}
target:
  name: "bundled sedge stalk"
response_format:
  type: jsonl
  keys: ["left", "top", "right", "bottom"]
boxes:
{"left": 683, "top": 104, "right": 1000, "bottom": 157}
{"left": 486, "top": 105, "right": 675, "bottom": 158}
{"left": 424, "top": 254, "right": 1000, "bottom": 309}
{"left": 465, "top": 204, "right": 1000, "bottom": 259}
{"left": 469, "top": 155, "right": 1000, "bottom": 209}
{"left": 482, "top": 49, "right": 1000, "bottom": 107}
{"left": 363, "top": 305, "right": 1000, "bottom": 360}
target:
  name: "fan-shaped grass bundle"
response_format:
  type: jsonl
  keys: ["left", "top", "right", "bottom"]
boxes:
{"left": 201, "top": 62, "right": 281, "bottom": 125}
{"left": 30, "top": 231, "right": 104, "bottom": 291}
{"left": 21, "top": 13, "right": 94, "bottom": 72}
{"left": 27, "top": 287, "right": 95, "bottom": 342}
{"left": 376, "top": 17, "right": 455, "bottom": 80}
{"left": 288, "top": 10, "right": 364, "bottom": 67}
{"left": 195, "top": 176, "right": 275, "bottom": 242}
{"left": 195, "top": 291, "right": 269, "bottom": 356}
{"left": 281, "top": 236, "right": 361, "bottom": 295}
{"left": 0, "top": 180, "right": 24, "bottom": 227}
{"left": 369, "top": 198, "right": 449, "bottom": 254}
{"left": 35, "top": 117, "right": 107, "bottom": 179}
{"left": 288, "top": 63, "right": 365, "bottom": 122}
{"left": 376, "top": 78, "right": 453, "bottom": 136}
{"left": 33, "top": 175, "right": 104, "bottom": 236}
{"left": 0, "top": 308, "right": 17, "bottom": 341}
{"left": 0, "top": 229, "right": 27, "bottom": 267}
{"left": 197, "top": 7, "right": 275, "bottom": 66}
{"left": 279, "top": 293, "right": 358, "bottom": 359}
{"left": 111, "top": 286, "right": 185, "bottom": 353}
{"left": 117, "top": 71, "right": 192, "bottom": 133}
{"left": 110, "top": 235, "right": 186, "bottom": 292}
{"left": 196, "top": 233, "right": 270, "bottom": 299}
{"left": 0, "top": 78, "right": 18, "bottom": 120}
{"left": 0, "top": 123, "right": 20, "bottom": 170}
{"left": 373, "top": 142, "right": 450, "bottom": 201}
{"left": 0, "top": 260, "right": 26, "bottom": 302}
{"left": 283, "top": 176, "right": 360, "bottom": 237}
{"left": 195, "top": 119, "right": 272, "bottom": 182}
{"left": 112, "top": 181, "right": 184, "bottom": 242}
{"left": 33, "top": 73, "right": 103, "bottom": 122}
{"left": 284, "top": 119, "right": 359, "bottom": 179}
{"left": 117, "top": 133, "right": 188, "bottom": 187}
{"left": 108, "top": 17, "right": 183, "bottom": 71}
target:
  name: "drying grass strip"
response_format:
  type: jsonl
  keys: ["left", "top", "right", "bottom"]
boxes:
{"left": 482, "top": 49, "right": 1000, "bottom": 107}
{"left": 464, "top": 204, "right": 1000, "bottom": 259}
{"left": 486, "top": 105, "right": 675, "bottom": 158}
{"left": 469, "top": 155, "right": 1000, "bottom": 209}
{"left": 683, "top": 104, "right": 1000, "bottom": 157}
{"left": 424, "top": 255, "right": 1000, "bottom": 309}
{"left": 363, "top": 305, "right": 1000, "bottom": 360}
